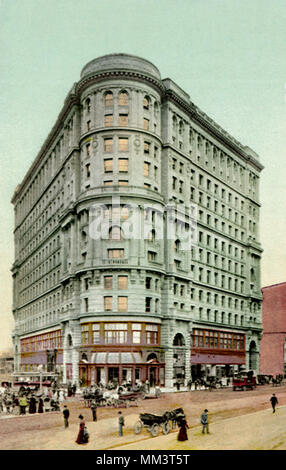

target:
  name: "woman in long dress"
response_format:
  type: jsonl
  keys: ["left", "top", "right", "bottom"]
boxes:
{"left": 177, "top": 418, "right": 189, "bottom": 441}
{"left": 38, "top": 397, "right": 44, "bottom": 413}
{"left": 75, "top": 415, "right": 88, "bottom": 444}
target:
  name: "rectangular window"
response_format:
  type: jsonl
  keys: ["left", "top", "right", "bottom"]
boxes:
{"left": 144, "top": 162, "right": 150, "bottom": 177}
{"left": 118, "top": 114, "right": 128, "bottom": 126}
{"left": 108, "top": 249, "right": 124, "bottom": 259}
{"left": 143, "top": 118, "right": 149, "bottom": 130}
{"left": 118, "top": 159, "right": 128, "bottom": 172}
{"left": 118, "top": 296, "right": 127, "bottom": 312}
{"left": 104, "top": 114, "right": 113, "bottom": 127}
{"left": 92, "top": 324, "right": 100, "bottom": 344}
{"left": 104, "top": 276, "right": 113, "bottom": 289}
{"left": 85, "top": 164, "right": 91, "bottom": 178}
{"left": 118, "top": 276, "right": 128, "bottom": 290}
{"left": 104, "top": 323, "right": 128, "bottom": 344}
{"left": 104, "top": 180, "right": 113, "bottom": 186}
{"left": 118, "top": 137, "right": 129, "bottom": 152}
{"left": 104, "top": 296, "right": 113, "bottom": 311}
{"left": 84, "top": 298, "right": 89, "bottom": 313}
{"left": 144, "top": 142, "right": 150, "bottom": 154}
{"left": 146, "top": 324, "right": 158, "bottom": 344}
{"left": 81, "top": 325, "right": 89, "bottom": 344}
{"left": 104, "top": 159, "right": 113, "bottom": 173}
{"left": 118, "top": 180, "right": 128, "bottom": 186}
{"left": 145, "top": 297, "right": 152, "bottom": 312}
{"left": 104, "top": 138, "right": 113, "bottom": 152}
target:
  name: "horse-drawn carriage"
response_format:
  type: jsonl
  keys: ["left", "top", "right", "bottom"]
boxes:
{"left": 83, "top": 386, "right": 145, "bottom": 408}
{"left": 134, "top": 408, "right": 185, "bottom": 437}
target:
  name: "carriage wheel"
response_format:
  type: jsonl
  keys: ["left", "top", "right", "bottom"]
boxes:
{"left": 150, "top": 423, "right": 159, "bottom": 437}
{"left": 134, "top": 421, "right": 143, "bottom": 434}
{"left": 162, "top": 422, "right": 170, "bottom": 435}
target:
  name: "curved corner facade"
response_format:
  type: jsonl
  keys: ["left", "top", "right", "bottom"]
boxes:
{"left": 11, "top": 54, "right": 263, "bottom": 387}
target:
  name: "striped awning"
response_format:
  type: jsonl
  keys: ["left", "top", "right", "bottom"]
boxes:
{"left": 90, "top": 352, "right": 143, "bottom": 365}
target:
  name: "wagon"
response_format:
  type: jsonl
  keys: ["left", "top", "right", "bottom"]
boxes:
{"left": 115, "top": 391, "right": 144, "bottom": 407}
{"left": 134, "top": 412, "right": 171, "bottom": 437}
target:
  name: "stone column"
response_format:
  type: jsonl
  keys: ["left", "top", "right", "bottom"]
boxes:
{"left": 165, "top": 348, "right": 174, "bottom": 388}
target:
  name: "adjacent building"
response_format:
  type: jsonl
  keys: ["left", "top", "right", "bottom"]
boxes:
{"left": 260, "top": 282, "right": 286, "bottom": 376}
{"left": 11, "top": 54, "right": 263, "bottom": 387}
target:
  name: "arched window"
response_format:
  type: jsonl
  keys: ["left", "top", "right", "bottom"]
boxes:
{"left": 154, "top": 101, "right": 159, "bottom": 117}
{"left": 86, "top": 98, "right": 91, "bottom": 113}
{"left": 174, "top": 239, "right": 180, "bottom": 252}
{"left": 118, "top": 91, "right": 128, "bottom": 106}
{"left": 143, "top": 95, "right": 150, "bottom": 110}
{"left": 104, "top": 91, "right": 113, "bottom": 107}
{"left": 109, "top": 226, "right": 123, "bottom": 240}
{"left": 173, "top": 333, "right": 185, "bottom": 346}
{"left": 148, "top": 229, "right": 156, "bottom": 242}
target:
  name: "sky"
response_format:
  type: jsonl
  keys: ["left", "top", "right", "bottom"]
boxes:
{"left": 0, "top": 0, "right": 285, "bottom": 353}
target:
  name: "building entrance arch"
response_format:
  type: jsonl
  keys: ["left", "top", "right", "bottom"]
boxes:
{"left": 249, "top": 340, "right": 257, "bottom": 371}
{"left": 173, "top": 333, "right": 186, "bottom": 384}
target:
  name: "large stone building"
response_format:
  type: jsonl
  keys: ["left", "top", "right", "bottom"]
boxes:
{"left": 260, "top": 282, "right": 286, "bottom": 376}
{"left": 11, "top": 54, "right": 263, "bottom": 387}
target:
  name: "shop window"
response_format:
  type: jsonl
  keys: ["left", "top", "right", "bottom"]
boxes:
{"left": 146, "top": 324, "right": 158, "bottom": 344}
{"left": 104, "top": 323, "right": 128, "bottom": 344}
{"left": 132, "top": 323, "right": 142, "bottom": 344}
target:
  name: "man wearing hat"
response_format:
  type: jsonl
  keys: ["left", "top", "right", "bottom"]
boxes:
{"left": 200, "top": 409, "right": 209, "bottom": 434}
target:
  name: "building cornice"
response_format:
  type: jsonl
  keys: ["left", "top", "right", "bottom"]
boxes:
{"left": 164, "top": 90, "right": 264, "bottom": 173}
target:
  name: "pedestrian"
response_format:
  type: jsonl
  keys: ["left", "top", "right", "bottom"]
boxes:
{"left": 270, "top": 393, "right": 278, "bottom": 413}
{"left": 75, "top": 414, "right": 89, "bottom": 444}
{"left": 145, "top": 379, "right": 150, "bottom": 393}
{"left": 90, "top": 400, "right": 97, "bottom": 422}
{"left": 19, "top": 395, "right": 28, "bottom": 415}
{"left": 29, "top": 394, "right": 37, "bottom": 414}
{"left": 38, "top": 396, "right": 44, "bottom": 413}
{"left": 72, "top": 383, "right": 77, "bottom": 396}
{"left": 118, "top": 411, "right": 125, "bottom": 436}
{"left": 177, "top": 418, "right": 189, "bottom": 441}
{"left": 200, "top": 409, "right": 209, "bottom": 434}
{"left": 63, "top": 405, "right": 70, "bottom": 428}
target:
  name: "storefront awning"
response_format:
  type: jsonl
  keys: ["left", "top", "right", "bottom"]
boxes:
{"left": 191, "top": 352, "right": 245, "bottom": 365}
{"left": 90, "top": 352, "right": 143, "bottom": 365}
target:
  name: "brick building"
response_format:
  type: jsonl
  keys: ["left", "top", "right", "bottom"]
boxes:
{"left": 11, "top": 54, "right": 263, "bottom": 387}
{"left": 260, "top": 282, "right": 286, "bottom": 376}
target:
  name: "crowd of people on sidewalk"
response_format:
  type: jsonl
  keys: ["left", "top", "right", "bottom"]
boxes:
{"left": 0, "top": 384, "right": 67, "bottom": 416}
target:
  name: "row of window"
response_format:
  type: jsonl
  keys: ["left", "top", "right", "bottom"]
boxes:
{"left": 21, "top": 330, "right": 63, "bottom": 353}
{"left": 81, "top": 322, "right": 159, "bottom": 346}
{"left": 192, "top": 329, "right": 245, "bottom": 350}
